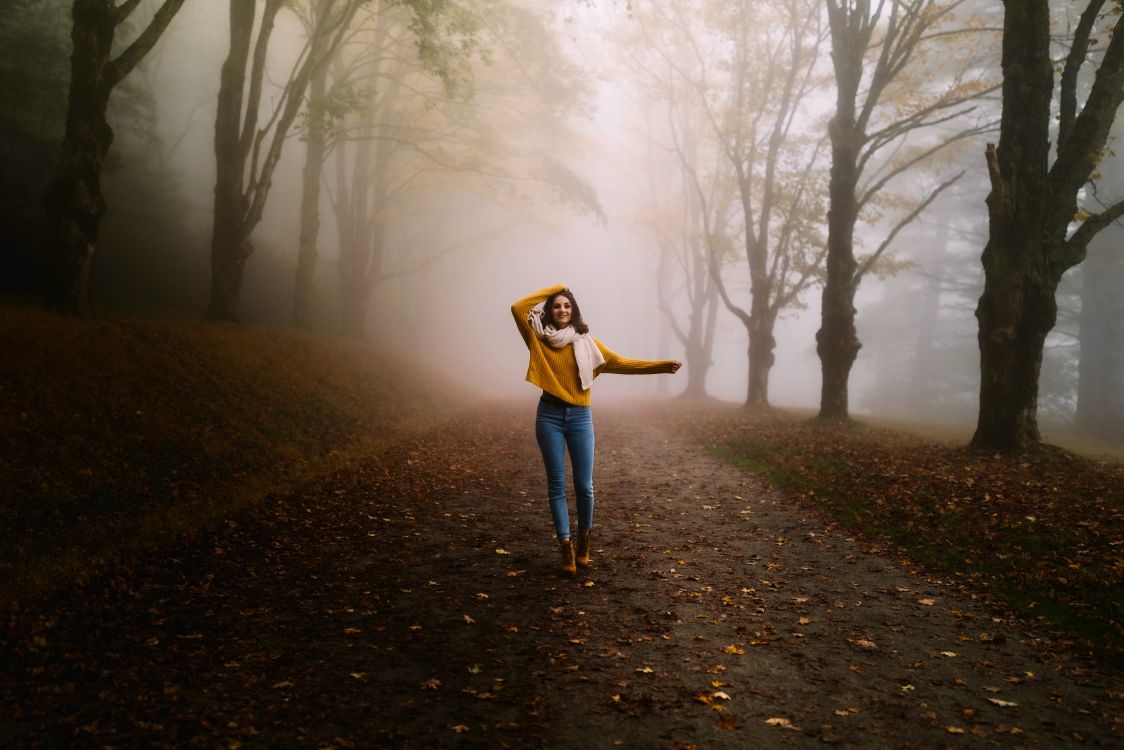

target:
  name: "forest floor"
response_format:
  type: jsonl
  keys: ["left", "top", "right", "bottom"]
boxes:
{"left": 3, "top": 400, "right": 1122, "bottom": 749}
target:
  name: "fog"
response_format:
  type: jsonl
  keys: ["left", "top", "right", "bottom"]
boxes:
{"left": 7, "top": 0, "right": 1122, "bottom": 433}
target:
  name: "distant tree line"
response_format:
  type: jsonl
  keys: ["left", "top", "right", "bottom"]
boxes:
{"left": 3, "top": 0, "right": 1123, "bottom": 452}
{"left": 622, "top": 0, "right": 1124, "bottom": 452}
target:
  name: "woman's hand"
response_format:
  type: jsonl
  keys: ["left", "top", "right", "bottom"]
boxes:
{"left": 669, "top": 360, "right": 683, "bottom": 374}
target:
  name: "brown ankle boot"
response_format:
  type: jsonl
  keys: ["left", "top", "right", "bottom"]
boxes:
{"left": 559, "top": 538, "right": 577, "bottom": 576}
{"left": 576, "top": 529, "right": 592, "bottom": 567}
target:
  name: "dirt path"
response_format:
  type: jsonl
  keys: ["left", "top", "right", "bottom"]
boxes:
{"left": 3, "top": 402, "right": 1121, "bottom": 748}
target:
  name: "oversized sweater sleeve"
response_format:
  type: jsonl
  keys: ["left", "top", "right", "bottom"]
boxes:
{"left": 595, "top": 339, "right": 677, "bottom": 375}
{"left": 511, "top": 283, "right": 566, "bottom": 349}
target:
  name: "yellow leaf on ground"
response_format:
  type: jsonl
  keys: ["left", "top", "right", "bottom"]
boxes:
{"left": 451, "top": 725, "right": 469, "bottom": 733}
{"left": 764, "top": 717, "right": 799, "bottom": 730}
{"left": 987, "top": 698, "right": 1018, "bottom": 707}
{"left": 918, "top": 598, "right": 936, "bottom": 606}
{"left": 946, "top": 726, "right": 966, "bottom": 734}
{"left": 723, "top": 645, "right": 746, "bottom": 655}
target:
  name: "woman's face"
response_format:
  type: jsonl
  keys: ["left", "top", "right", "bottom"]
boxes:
{"left": 550, "top": 296, "right": 573, "bottom": 328}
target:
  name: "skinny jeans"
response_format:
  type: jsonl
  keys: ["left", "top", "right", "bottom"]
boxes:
{"left": 534, "top": 395, "right": 594, "bottom": 540}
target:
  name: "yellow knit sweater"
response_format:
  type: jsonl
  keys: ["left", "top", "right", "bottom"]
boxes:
{"left": 512, "top": 284, "right": 676, "bottom": 406}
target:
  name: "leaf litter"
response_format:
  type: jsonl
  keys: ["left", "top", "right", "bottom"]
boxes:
{"left": 2, "top": 402, "right": 1121, "bottom": 748}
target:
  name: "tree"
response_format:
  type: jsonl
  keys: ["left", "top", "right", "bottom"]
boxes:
{"left": 207, "top": 0, "right": 364, "bottom": 322}
{"left": 650, "top": 120, "right": 725, "bottom": 399}
{"left": 319, "top": 0, "right": 598, "bottom": 337}
{"left": 817, "top": 0, "right": 996, "bottom": 420}
{"left": 635, "top": 0, "right": 830, "bottom": 407}
{"left": 292, "top": 0, "right": 334, "bottom": 327}
{"left": 973, "top": 0, "right": 1124, "bottom": 451}
{"left": 40, "top": 0, "right": 187, "bottom": 314}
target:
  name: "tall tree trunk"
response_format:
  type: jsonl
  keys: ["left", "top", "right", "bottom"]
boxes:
{"left": 816, "top": 111, "right": 862, "bottom": 420}
{"left": 680, "top": 280, "right": 719, "bottom": 399}
{"left": 972, "top": 1, "right": 1124, "bottom": 451}
{"left": 206, "top": 1, "right": 259, "bottom": 322}
{"left": 41, "top": 0, "right": 186, "bottom": 314}
{"left": 41, "top": 1, "right": 113, "bottom": 315}
{"left": 746, "top": 273, "right": 775, "bottom": 407}
{"left": 971, "top": 3, "right": 1055, "bottom": 452}
{"left": 293, "top": 1, "right": 331, "bottom": 327}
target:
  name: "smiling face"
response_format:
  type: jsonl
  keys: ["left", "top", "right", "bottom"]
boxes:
{"left": 550, "top": 295, "right": 573, "bottom": 328}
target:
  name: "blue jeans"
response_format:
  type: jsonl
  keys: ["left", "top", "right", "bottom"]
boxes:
{"left": 535, "top": 396, "right": 595, "bottom": 540}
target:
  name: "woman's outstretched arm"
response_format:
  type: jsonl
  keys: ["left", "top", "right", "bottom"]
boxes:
{"left": 595, "top": 339, "right": 682, "bottom": 375}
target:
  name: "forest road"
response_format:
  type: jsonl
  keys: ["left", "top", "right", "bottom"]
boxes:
{"left": 2, "top": 400, "right": 1121, "bottom": 749}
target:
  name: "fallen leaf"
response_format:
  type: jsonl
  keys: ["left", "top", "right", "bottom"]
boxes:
{"left": 918, "top": 598, "right": 936, "bottom": 606}
{"left": 421, "top": 678, "right": 441, "bottom": 690}
{"left": 987, "top": 698, "right": 1018, "bottom": 708}
{"left": 946, "top": 726, "right": 966, "bottom": 734}
{"left": 764, "top": 717, "right": 799, "bottom": 730}
{"left": 272, "top": 681, "right": 293, "bottom": 689}
{"left": 467, "top": 664, "right": 482, "bottom": 674}
{"left": 495, "top": 548, "right": 510, "bottom": 555}
{"left": 940, "top": 651, "right": 957, "bottom": 657}
{"left": 451, "top": 724, "right": 469, "bottom": 733}
{"left": 723, "top": 645, "right": 746, "bottom": 655}
{"left": 712, "top": 691, "right": 731, "bottom": 700}
{"left": 463, "top": 614, "right": 476, "bottom": 624}
{"left": 635, "top": 666, "right": 654, "bottom": 673}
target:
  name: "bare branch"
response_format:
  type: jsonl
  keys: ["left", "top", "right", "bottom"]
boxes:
{"left": 106, "top": 0, "right": 187, "bottom": 86}
{"left": 1062, "top": 197, "right": 1124, "bottom": 268}
{"left": 1058, "top": 0, "right": 1105, "bottom": 150}
{"left": 855, "top": 169, "right": 964, "bottom": 286}
{"left": 857, "top": 122, "right": 990, "bottom": 210}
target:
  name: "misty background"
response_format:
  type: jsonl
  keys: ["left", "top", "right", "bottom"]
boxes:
{"left": 2, "top": 0, "right": 1121, "bottom": 435}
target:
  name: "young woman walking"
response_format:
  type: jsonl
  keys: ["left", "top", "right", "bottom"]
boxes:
{"left": 511, "top": 284, "right": 681, "bottom": 575}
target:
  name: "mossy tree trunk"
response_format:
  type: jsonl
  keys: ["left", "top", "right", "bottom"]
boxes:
{"left": 972, "top": 0, "right": 1124, "bottom": 452}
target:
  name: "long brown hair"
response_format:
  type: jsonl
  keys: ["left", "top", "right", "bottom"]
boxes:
{"left": 545, "top": 289, "right": 589, "bottom": 334}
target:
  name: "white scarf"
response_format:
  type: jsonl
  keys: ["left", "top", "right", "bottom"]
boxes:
{"left": 529, "top": 301, "right": 606, "bottom": 391}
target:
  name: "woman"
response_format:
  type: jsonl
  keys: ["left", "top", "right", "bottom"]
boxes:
{"left": 511, "top": 284, "right": 682, "bottom": 575}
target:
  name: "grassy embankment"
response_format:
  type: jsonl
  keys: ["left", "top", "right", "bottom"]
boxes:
{"left": 0, "top": 305, "right": 459, "bottom": 602}
{"left": 676, "top": 404, "right": 1124, "bottom": 662}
